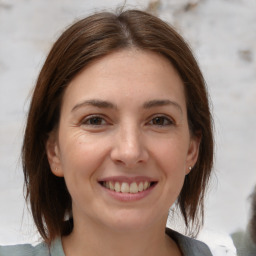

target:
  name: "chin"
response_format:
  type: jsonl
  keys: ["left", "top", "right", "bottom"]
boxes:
{"left": 102, "top": 208, "right": 164, "bottom": 233}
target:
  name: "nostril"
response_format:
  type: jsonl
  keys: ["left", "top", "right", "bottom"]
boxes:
{"left": 110, "top": 148, "right": 149, "bottom": 168}
{"left": 110, "top": 133, "right": 149, "bottom": 167}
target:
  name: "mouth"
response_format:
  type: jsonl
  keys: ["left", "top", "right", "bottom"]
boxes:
{"left": 98, "top": 180, "right": 157, "bottom": 194}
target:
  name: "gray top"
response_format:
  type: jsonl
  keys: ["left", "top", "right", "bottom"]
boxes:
{"left": 231, "top": 230, "right": 256, "bottom": 256}
{"left": 166, "top": 229, "right": 213, "bottom": 256}
{"left": 0, "top": 238, "right": 64, "bottom": 256}
{"left": 0, "top": 228, "right": 213, "bottom": 256}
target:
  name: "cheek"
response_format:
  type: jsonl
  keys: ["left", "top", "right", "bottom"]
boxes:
{"left": 58, "top": 132, "right": 109, "bottom": 184}
{"left": 58, "top": 137, "right": 107, "bottom": 206}
{"left": 152, "top": 138, "right": 189, "bottom": 202}
{"left": 152, "top": 137, "right": 189, "bottom": 173}
{"left": 59, "top": 129, "right": 103, "bottom": 164}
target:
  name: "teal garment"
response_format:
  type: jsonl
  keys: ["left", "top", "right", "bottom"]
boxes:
{"left": 0, "top": 228, "right": 212, "bottom": 256}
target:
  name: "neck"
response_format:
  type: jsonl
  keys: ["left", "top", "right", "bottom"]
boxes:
{"left": 62, "top": 219, "right": 181, "bottom": 256}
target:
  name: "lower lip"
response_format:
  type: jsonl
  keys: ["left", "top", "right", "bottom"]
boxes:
{"left": 100, "top": 184, "right": 156, "bottom": 202}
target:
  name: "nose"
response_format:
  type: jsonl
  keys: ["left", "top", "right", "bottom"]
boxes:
{"left": 110, "top": 124, "right": 149, "bottom": 168}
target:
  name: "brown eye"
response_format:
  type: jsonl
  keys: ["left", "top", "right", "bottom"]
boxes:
{"left": 149, "top": 116, "right": 173, "bottom": 126}
{"left": 82, "top": 116, "right": 106, "bottom": 126}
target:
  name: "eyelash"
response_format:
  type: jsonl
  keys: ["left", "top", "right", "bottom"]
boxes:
{"left": 147, "top": 115, "right": 174, "bottom": 127}
{"left": 80, "top": 114, "right": 175, "bottom": 128}
{"left": 81, "top": 115, "right": 108, "bottom": 127}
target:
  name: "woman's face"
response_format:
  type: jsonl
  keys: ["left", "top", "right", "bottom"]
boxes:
{"left": 47, "top": 49, "right": 200, "bottom": 233}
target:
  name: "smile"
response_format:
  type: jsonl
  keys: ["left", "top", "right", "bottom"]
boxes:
{"left": 101, "top": 181, "right": 155, "bottom": 193}
{"left": 98, "top": 177, "right": 158, "bottom": 201}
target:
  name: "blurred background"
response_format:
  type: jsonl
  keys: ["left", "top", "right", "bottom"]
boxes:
{"left": 0, "top": 0, "right": 255, "bottom": 246}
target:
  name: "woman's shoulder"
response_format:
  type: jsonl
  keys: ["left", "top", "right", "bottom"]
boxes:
{"left": 0, "top": 242, "right": 48, "bottom": 256}
{"left": 0, "top": 237, "right": 64, "bottom": 256}
{"left": 166, "top": 228, "right": 213, "bottom": 256}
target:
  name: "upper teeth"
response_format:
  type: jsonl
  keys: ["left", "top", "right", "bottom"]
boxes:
{"left": 103, "top": 181, "right": 151, "bottom": 193}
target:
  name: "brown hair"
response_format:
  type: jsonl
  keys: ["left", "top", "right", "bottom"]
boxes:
{"left": 22, "top": 9, "right": 214, "bottom": 244}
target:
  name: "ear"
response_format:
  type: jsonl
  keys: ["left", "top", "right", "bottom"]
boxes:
{"left": 45, "top": 131, "right": 64, "bottom": 177}
{"left": 185, "top": 133, "right": 201, "bottom": 175}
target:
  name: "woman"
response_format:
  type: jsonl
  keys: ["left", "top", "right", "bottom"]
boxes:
{"left": 0, "top": 9, "right": 214, "bottom": 256}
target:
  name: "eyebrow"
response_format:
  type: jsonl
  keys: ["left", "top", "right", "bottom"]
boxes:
{"left": 143, "top": 99, "right": 183, "bottom": 113}
{"left": 71, "top": 99, "right": 182, "bottom": 113}
{"left": 71, "top": 99, "right": 117, "bottom": 112}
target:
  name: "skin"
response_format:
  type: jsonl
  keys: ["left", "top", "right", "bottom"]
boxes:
{"left": 46, "top": 49, "right": 200, "bottom": 256}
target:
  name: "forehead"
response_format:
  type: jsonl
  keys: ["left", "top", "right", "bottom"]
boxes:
{"left": 61, "top": 49, "right": 186, "bottom": 110}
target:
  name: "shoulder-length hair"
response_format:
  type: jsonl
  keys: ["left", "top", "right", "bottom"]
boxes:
{"left": 22, "top": 9, "right": 214, "bottom": 244}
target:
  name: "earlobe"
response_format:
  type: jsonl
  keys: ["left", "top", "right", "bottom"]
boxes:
{"left": 46, "top": 132, "right": 64, "bottom": 177}
{"left": 186, "top": 134, "right": 201, "bottom": 174}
